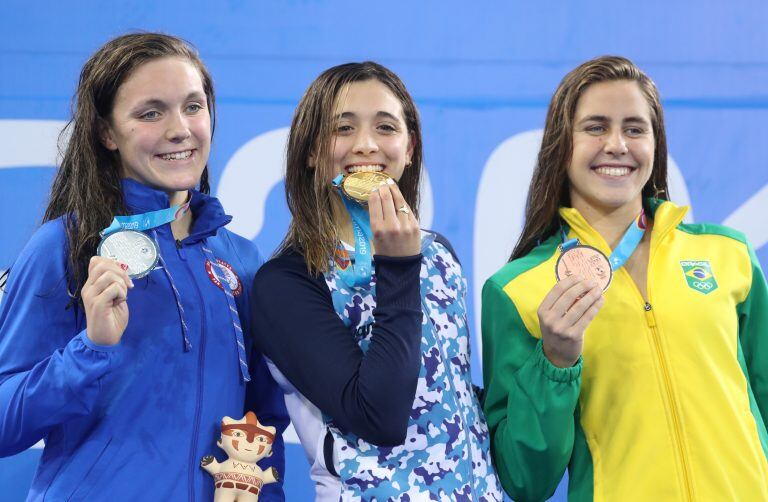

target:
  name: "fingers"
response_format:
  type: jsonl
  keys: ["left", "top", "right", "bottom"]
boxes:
{"left": 551, "top": 279, "right": 598, "bottom": 319}
{"left": 368, "top": 188, "right": 384, "bottom": 230}
{"left": 571, "top": 295, "right": 605, "bottom": 334}
{"left": 539, "top": 274, "right": 582, "bottom": 313}
{"left": 87, "top": 256, "right": 133, "bottom": 289}
{"left": 377, "top": 181, "right": 398, "bottom": 223}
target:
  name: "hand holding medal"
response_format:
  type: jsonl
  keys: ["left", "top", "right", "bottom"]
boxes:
{"left": 367, "top": 177, "right": 420, "bottom": 258}
{"left": 81, "top": 256, "right": 134, "bottom": 346}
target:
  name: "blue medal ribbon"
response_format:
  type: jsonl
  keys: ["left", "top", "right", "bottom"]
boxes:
{"left": 201, "top": 246, "right": 251, "bottom": 383}
{"left": 101, "top": 202, "right": 190, "bottom": 237}
{"left": 561, "top": 210, "right": 647, "bottom": 271}
{"left": 332, "top": 174, "right": 374, "bottom": 288}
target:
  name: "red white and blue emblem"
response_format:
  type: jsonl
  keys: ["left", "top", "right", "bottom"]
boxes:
{"left": 206, "top": 258, "right": 243, "bottom": 296}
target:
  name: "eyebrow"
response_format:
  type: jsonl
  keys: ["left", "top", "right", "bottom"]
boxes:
{"left": 133, "top": 92, "right": 207, "bottom": 110}
{"left": 577, "top": 114, "right": 651, "bottom": 126}
{"left": 334, "top": 111, "right": 401, "bottom": 122}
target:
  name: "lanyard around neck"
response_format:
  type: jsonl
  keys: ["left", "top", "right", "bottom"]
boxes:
{"left": 561, "top": 209, "right": 647, "bottom": 271}
{"left": 101, "top": 201, "right": 191, "bottom": 237}
{"left": 332, "top": 174, "right": 374, "bottom": 288}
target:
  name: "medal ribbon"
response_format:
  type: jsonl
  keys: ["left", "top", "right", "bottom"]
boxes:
{"left": 201, "top": 245, "right": 251, "bottom": 383}
{"left": 561, "top": 209, "right": 646, "bottom": 270}
{"left": 332, "top": 174, "right": 374, "bottom": 288}
{"left": 100, "top": 202, "right": 190, "bottom": 237}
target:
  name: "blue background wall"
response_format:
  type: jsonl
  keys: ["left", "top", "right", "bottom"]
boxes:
{"left": 1, "top": 2, "right": 767, "bottom": 500}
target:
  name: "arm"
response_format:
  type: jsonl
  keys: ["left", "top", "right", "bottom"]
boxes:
{"left": 244, "top": 353, "right": 288, "bottom": 501}
{"left": 0, "top": 222, "right": 120, "bottom": 456}
{"left": 481, "top": 279, "right": 581, "bottom": 502}
{"left": 737, "top": 241, "right": 768, "bottom": 431}
{"left": 250, "top": 251, "right": 422, "bottom": 446}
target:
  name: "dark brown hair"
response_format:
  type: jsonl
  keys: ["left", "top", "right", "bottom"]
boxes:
{"left": 30, "top": 33, "right": 215, "bottom": 302}
{"left": 277, "top": 61, "right": 423, "bottom": 275}
{"left": 510, "top": 55, "right": 668, "bottom": 261}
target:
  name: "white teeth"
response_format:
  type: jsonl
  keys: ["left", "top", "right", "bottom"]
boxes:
{"left": 594, "top": 166, "right": 632, "bottom": 177}
{"left": 161, "top": 150, "right": 192, "bottom": 161}
{"left": 347, "top": 165, "right": 384, "bottom": 174}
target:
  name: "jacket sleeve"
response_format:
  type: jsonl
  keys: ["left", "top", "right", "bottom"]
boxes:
{"left": 481, "top": 278, "right": 581, "bottom": 502}
{"left": 0, "top": 221, "right": 119, "bottom": 457}
{"left": 737, "top": 241, "right": 768, "bottom": 432}
{"left": 250, "top": 252, "right": 423, "bottom": 447}
{"left": 244, "top": 352, "right": 289, "bottom": 502}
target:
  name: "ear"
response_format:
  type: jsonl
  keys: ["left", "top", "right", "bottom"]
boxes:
{"left": 405, "top": 132, "right": 415, "bottom": 166}
{"left": 98, "top": 118, "right": 118, "bottom": 151}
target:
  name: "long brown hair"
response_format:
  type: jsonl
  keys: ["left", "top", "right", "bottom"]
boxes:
{"left": 26, "top": 33, "right": 215, "bottom": 303}
{"left": 510, "top": 55, "right": 669, "bottom": 261}
{"left": 277, "top": 61, "right": 423, "bottom": 275}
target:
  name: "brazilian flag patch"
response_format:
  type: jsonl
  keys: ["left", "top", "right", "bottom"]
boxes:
{"left": 680, "top": 260, "right": 718, "bottom": 295}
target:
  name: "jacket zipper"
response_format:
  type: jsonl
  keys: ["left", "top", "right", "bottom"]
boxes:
{"left": 179, "top": 241, "right": 208, "bottom": 502}
{"left": 643, "top": 303, "right": 694, "bottom": 500}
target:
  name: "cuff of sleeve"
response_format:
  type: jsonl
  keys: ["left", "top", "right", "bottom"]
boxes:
{"left": 373, "top": 253, "right": 423, "bottom": 266}
{"left": 374, "top": 254, "right": 422, "bottom": 310}
{"left": 534, "top": 340, "right": 582, "bottom": 383}
{"left": 78, "top": 330, "right": 123, "bottom": 353}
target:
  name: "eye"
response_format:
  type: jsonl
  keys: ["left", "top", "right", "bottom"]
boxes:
{"left": 335, "top": 124, "right": 354, "bottom": 135}
{"left": 584, "top": 124, "right": 606, "bottom": 134}
{"left": 257, "top": 436, "right": 267, "bottom": 443}
{"left": 186, "top": 103, "right": 204, "bottom": 114}
{"left": 140, "top": 110, "right": 161, "bottom": 120}
{"left": 625, "top": 126, "right": 646, "bottom": 137}
{"left": 233, "top": 431, "right": 244, "bottom": 437}
{"left": 377, "top": 123, "right": 398, "bottom": 133}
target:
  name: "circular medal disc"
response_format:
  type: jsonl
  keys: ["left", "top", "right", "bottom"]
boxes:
{"left": 555, "top": 245, "right": 613, "bottom": 291}
{"left": 97, "top": 230, "right": 159, "bottom": 279}
{"left": 341, "top": 171, "right": 393, "bottom": 203}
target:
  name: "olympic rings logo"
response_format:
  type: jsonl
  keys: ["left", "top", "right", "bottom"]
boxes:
{"left": 693, "top": 281, "right": 713, "bottom": 290}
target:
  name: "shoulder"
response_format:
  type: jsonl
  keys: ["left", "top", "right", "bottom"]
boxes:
{"left": 212, "top": 228, "right": 263, "bottom": 278}
{"left": 253, "top": 249, "right": 321, "bottom": 297}
{"left": 6, "top": 218, "right": 69, "bottom": 291}
{"left": 486, "top": 233, "right": 560, "bottom": 290}
{"left": 425, "top": 230, "right": 461, "bottom": 265}
{"left": 677, "top": 221, "right": 748, "bottom": 245}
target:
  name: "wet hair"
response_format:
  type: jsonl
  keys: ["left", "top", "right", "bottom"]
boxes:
{"left": 277, "top": 61, "right": 423, "bottom": 275}
{"left": 510, "top": 55, "right": 668, "bottom": 261}
{"left": 3, "top": 33, "right": 217, "bottom": 302}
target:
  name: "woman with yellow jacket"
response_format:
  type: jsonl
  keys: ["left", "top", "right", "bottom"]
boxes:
{"left": 482, "top": 55, "right": 768, "bottom": 501}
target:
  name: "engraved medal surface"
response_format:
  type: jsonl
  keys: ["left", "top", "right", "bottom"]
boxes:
{"left": 341, "top": 171, "right": 392, "bottom": 203}
{"left": 97, "top": 229, "right": 159, "bottom": 279}
{"left": 555, "top": 245, "right": 613, "bottom": 291}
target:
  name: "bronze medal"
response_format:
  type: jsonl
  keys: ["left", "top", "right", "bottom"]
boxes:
{"left": 555, "top": 245, "right": 612, "bottom": 291}
{"left": 341, "top": 171, "right": 393, "bottom": 203}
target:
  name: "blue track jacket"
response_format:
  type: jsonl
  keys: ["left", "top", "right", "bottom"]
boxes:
{"left": 0, "top": 179, "right": 287, "bottom": 501}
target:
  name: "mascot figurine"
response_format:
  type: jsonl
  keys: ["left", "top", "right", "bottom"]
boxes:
{"left": 201, "top": 411, "right": 279, "bottom": 501}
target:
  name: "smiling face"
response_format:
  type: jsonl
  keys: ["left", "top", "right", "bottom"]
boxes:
{"left": 567, "top": 79, "right": 655, "bottom": 216}
{"left": 328, "top": 79, "right": 413, "bottom": 182}
{"left": 101, "top": 57, "right": 211, "bottom": 205}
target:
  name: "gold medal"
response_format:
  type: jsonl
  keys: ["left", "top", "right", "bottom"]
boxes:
{"left": 340, "top": 171, "right": 393, "bottom": 203}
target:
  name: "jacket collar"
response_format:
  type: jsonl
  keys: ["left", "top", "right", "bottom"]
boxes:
{"left": 557, "top": 198, "right": 688, "bottom": 255}
{"left": 121, "top": 178, "right": 232, "bottom": 243}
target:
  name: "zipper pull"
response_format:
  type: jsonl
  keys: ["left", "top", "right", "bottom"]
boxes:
{"left": 644, "top": 302, "right": 656, "bottom": 327}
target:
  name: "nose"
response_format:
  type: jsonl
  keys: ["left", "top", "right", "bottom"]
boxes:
{"left": 603, "top": 128, "right": 628, "bottom": 156}
{"left": 352, "top": 128, "right": 379, "bottom": 155}
{"left": 165, "top": 110, "right": 191, "bottom": 143}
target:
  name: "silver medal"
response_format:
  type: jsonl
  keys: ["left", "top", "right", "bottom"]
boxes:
{"left": 97, "top": 230, "right": 159, "bottom": 279}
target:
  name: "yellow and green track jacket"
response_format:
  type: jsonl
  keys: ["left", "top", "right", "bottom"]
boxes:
{"left": 482, "top": 199, "right": 768, "bottom": 501}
